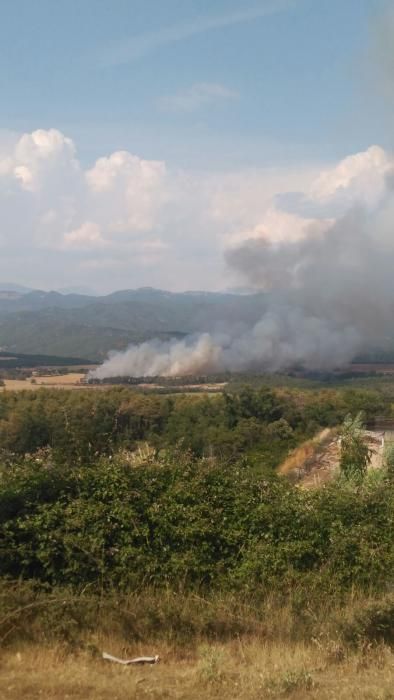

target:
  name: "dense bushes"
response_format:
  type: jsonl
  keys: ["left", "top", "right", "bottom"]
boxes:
{"left": 339, "top": 594, "right": 394, "bottom": 646}
{"left": 1, "top": 382, "right": 394, "bottom": 654}
{"left": 1, "top": 450, "right": 393, "bottom": 594}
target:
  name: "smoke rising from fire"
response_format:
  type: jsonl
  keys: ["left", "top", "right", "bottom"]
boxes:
{"left": 91, "top": 148, "right": 394, "bottom": 379}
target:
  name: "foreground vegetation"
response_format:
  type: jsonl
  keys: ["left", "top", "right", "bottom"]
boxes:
{"left": 2, "top": 634, "right": 394, "bottom": 699}
{"left": 0, "top": 382, "right": 389, "bottom": 463}
{"left": 2, "top": 450, "right": 394, "bottom": 591}
{"left": 1, "top": 382, "right": 394, "bottom": 697}
{"left": 1, "top": 583, "right": 394, "bottom": 699}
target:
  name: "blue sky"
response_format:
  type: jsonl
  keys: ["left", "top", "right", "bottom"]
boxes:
{"left": 0, "top": 0, "right": 389, "bottom": 167}
{"left": 0, "top": 0, "right": 393, "bottom": 292}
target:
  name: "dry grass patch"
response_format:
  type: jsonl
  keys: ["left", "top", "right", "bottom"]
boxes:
{"left": 278, "top": 428, "right": 335, "bottom": 479}
{"left": 1, "top": 374, "right": 123, "bottom": 393}
{"left": 1, "top": 639, "right": 394, "bottom": 699}
{"left": 0, "top": 374, "right": 87, "bottom": 392}
{"left": 33, "top": 373, "right": 86, "bottom": 386}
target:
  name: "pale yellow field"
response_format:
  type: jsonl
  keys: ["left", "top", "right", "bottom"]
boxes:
{"left": 0, "top": 373, "right": 87, "bottom": 391}
{"left": 0, "top": 376, "right": 227, "bottom": 394}
{"left": 33, "top": 372, "right": 86, "bottom": 385}
{"left": 1, "top": 639, "right": 394, "bottom": 700}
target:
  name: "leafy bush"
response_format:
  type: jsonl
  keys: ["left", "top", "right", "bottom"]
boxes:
{"left": 1, "top": 449, "right": 393, "bottom": 593}
{"left": 339, "top": 413, "right": 372, "bottom": 481}
{"left": 339, "top": 595, "right": 394, "bottom": 646}
{"left": 385, "top": 445, "right": 394, "bottom": 481}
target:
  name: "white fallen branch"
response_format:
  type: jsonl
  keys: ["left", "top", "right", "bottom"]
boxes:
{"left": 102, "top": 652, "right": 160, "bottom": 665}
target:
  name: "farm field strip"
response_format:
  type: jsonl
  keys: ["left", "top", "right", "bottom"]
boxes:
{"left": 0, "top": 373, "right": 87, "bottom": 391}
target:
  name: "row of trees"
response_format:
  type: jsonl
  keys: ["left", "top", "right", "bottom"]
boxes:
{"left": 0, "top": 385, "right": 389, "bottom": 467}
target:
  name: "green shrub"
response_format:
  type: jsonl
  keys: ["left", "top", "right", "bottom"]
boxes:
{"left": 339, "top": 412, "right": 372, "bottom": 481}
{"left": 339, "top": 595, "right": 394, "bottom": 647}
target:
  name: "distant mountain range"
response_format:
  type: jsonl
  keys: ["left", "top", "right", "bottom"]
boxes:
{"left": 1, "top": 284, "right": 394, "bottom": 366}
{"left": 0, "top": 283, "right": 34, "bottom": 294}
{"left": 0, "top": 285, "right": 268, "bottom": 361}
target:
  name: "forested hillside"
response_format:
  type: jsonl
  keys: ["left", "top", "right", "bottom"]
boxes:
{"left": 0, "top": 288, "right": 268, "bottom": 359}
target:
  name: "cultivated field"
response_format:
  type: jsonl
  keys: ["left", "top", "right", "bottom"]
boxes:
{"left": 0, "top": 375, "right": 228, "bottom": 394}
{"left": 0, "top": 373, "right": 87, "bottom": 391}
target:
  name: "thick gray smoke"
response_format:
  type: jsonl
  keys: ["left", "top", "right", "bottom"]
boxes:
{"left": 91, "top": 318, "right": 360, "bottom": 379}
{"left": 91, "top": 180, "right": 394, "bottom": 379}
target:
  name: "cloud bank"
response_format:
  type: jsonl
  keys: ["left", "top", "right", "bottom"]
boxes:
{"left": 0, "top": 127, "right": 320, "bottom": 291}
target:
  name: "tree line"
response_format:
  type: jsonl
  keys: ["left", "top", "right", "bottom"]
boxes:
{"left": 0, "top": 384, "right": 388, "bottom": 466}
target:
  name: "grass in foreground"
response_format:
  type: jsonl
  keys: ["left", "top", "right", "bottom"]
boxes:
{"left": 1, "top": 587, "right": 394, "bottom": 698}
{"left": 1, "top": 639, "right": 394, "bottom": 699}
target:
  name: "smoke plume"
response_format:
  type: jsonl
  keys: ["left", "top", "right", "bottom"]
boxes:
{"left": 91, "top": 151, "right": 394, "bottom": 379}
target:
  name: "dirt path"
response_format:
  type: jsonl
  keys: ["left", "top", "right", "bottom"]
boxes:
{"left": 279, "top": 429, "right": 385, "bottom": 488}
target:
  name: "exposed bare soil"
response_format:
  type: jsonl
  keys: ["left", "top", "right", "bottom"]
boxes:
{"left": 279, "top": 429, "right": 385, "bottom": 488}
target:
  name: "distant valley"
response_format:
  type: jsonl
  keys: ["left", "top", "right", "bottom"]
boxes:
{"left": 0, "top": 285, "right": 268, "bottom": 361}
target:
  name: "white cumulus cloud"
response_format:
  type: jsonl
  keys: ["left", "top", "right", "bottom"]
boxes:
{"left": 85, "top": 151, "right": 167, "bottom": 233}
{"left": 63, "top": 222, "right": 107, "bottom": 250}
{"left": 0, "top": 128, "right": 392, "bottom": 292}
{"left": 232, "top": 145, "right": 394, "bottom": 261}
{"left": 8, "top": 128, "right": 79, "bottom": 192}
